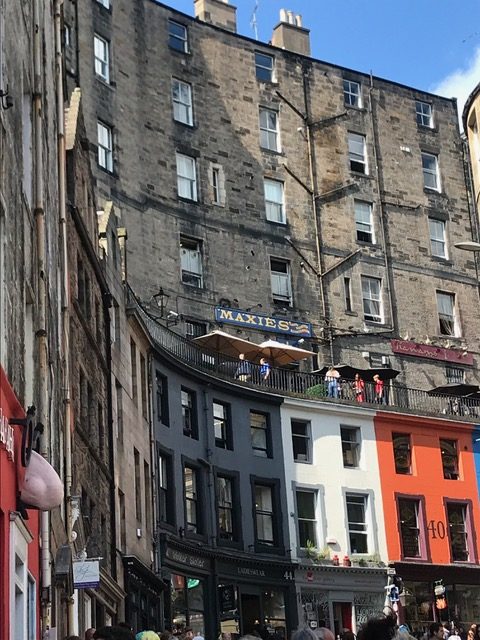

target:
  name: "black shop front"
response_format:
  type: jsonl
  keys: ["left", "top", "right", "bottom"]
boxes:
{"left": 161, "top": 538, "right": 298, "bottom": 639}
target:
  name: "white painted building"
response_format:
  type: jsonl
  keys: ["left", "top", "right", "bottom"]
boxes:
{"left": 280, "top": 398, "right": 388, "bottom": 636}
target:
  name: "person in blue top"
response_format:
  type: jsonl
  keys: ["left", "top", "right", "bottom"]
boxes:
{"left": 259, "top": 357, "right": 271, "bottom": 381}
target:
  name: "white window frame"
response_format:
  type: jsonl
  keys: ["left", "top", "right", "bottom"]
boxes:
{"left": 270, "top": 258, "right": 292, "bottom": 305}
{"left": 264, "top": 178, "right": 285, "bottom": 224}
{"left": 168, "top": 19, "right": 188, "bottom": 53}
{"left": 180, "top": 236, "right": 203, "bottom": 288}
{"left": 361, "top": 276, "right": 383, "bottom": 323}
{"left": 176, "top": 153, "right": 197, "bottom": 201}
{"left": 94, "top": 34, "right": 109, "bottom": 82}
{"left": 296, "top": 489, "right": 318, "bottom": 548}
{"left": 436, "top": 290, "right": 458, "bottom": 336}
{"left": 416, "top": 101, "right": 433, "bottom": 128}
{"left": 254, "top": 484, "right": 275, "bottom": 545}
{"left": 97, "top": 121, "right": 113, "bottom": 172}
{"left": 259, "top": 108, "right": 280, "bottom": 152}
{"left": 10, "top": 514, "right": 34, "bottom": 640}
{"left": 172, "top": 78, "right": 193, "bottom": 126}
{"left": 255, "top": 52, "right": 274, "bottom": 82}
{"left": 346, "top": 493, "right": 369, "bottom": 555}
{"left": 348, "top": 132, "right": 367, "bottom": 174}
{"left": 354, "top": 200, "right": 374, "bottom": 243}
{"left": 344, "top": 79, "right": 361, "bottom": 108}
{"left": 422, "top": 152, "right": 440, "bottom": 191}
{"left": 429, "top": 218, "right": 447, "bottom": 259}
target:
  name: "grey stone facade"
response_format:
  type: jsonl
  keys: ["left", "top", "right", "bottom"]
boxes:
{"left": 64, "top": 0, "right": 480, "bottom": 391}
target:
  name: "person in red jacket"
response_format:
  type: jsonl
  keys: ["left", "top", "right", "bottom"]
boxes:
{"left": 353, "top": 373, "right": 365, "bottom": 403}
{"left": 373, "top": 374, "right": 385, "bottom": 403}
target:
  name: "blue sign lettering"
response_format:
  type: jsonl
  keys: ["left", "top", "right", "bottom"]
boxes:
{"left": 215, "top": 307, "right": 312, "bottom": 338}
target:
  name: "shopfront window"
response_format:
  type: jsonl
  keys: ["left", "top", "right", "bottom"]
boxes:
{"left": 403, "top": 582, "right": 435, "bottom": 632}
{"left": 263, "top": 590, "right": 286, "bottom": 637}
{"left": 171, "top": 574, "right": 205, "bottom": 636}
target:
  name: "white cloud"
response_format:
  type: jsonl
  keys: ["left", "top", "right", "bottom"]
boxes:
{"left": 431, "top": 47, "right": 480, "bottom": 128}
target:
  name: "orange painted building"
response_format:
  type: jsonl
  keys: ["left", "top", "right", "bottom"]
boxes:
{"left": 375, "top": 411, "right": 480, "bottom": 630}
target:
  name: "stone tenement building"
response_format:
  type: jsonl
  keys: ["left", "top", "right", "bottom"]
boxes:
{"left": 64, "top": 0, "right": 480, "bottom": 390}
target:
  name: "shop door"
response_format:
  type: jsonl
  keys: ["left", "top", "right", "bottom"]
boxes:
{"left": 241, "top": 592, "right": 262, "bottom": 636}
{"left": 332, "top": 602, "right": 352, "bottom": 637}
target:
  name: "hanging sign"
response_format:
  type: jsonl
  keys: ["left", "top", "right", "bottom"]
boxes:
{"left": 215, "top": 307, "right": 312, "bottom": 337}
{"left": 73, "top": 560, "right": 100, "bottom": 589}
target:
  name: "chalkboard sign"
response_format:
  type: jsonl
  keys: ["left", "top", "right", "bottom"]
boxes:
{"left": 219, "top": 584, "right": 236, "bottom": 613}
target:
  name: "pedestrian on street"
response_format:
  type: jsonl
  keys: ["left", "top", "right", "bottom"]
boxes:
{"left": 136, "top": 633, "right": 160, "bottom": 640}
{"left": 85, "top": 630, "right": 96, "bottom": 640}
{"left": 315, "top": 620, "right": 335, "bottom": 640}
{"left": 429, "top": 624, "right": 446, "bottom": 640}
{"left": 291, "top": 629, "right": 318, "bottom": 640}
{"left": 356, "top": 615, "right": 397, "bottom": 640}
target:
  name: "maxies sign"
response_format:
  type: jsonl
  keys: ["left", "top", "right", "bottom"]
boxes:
{"left": 215, "top": 306, "right": 313, "bottom": 338}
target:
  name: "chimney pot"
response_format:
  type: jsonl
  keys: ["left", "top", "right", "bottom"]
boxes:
{"left": 272, "top": 8, "right": 310, "bottom": 56}
{"left": 194, "top": 0, "right": 237, "bottom": 32}
{"left": 280, "top": 8, "right": 287, "bottom": 22}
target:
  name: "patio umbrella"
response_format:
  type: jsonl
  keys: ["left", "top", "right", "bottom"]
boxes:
{"left": 362, "top": 367, "right": 400, "bottom": 382}
{"left": 193, "top": 330, "right": 260, "bottom": 359}
{"left": 315, "top": 364, "right": 361, "bottom": 380}
{"left": 427, "top": 383, "right": 479, "bottom": 397}
{"left": 258, "top": 340, "right": 315, "bottom": 367}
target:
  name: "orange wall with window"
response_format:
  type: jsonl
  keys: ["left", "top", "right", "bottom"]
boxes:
{"left": 374, "top": 412, "right": 480, "bottom": 564}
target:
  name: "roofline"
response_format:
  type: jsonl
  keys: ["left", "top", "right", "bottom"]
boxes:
{"left": 462, "top": 82, "right": 480, "bottom": 130}
{"left": 150, "top": 0, "right": 458, "bottom": 104}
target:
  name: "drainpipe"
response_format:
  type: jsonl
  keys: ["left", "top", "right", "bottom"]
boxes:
{"left": 301, "top": 63, "right": 333, "bottom": 363}
{"left": 147, "top": 352, "right": 159, "bottom": 573}
{"left": 33, "top": 0, "right": 51, "bottom": 635}
{"left": 54, "top": 0, "right": 76, "bottom": 633}
{"left": 368, "top": 74, "right": 396, "bottom": 332}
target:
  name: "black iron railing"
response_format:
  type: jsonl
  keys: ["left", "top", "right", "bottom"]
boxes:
{"left": 129, "top": 289, "right": 480, "bottom": 421}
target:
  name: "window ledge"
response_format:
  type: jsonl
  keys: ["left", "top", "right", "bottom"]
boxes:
{"left": 260, "top": 148, "right": 284, "bottom": 157}
{"left": 350, "top": 170, "right": 372, "bottom": 179}
{"left": 423, "top": 188, "right": 443, "bottom": 195}
{"left": 431, "top": 256, "right": 452, "bottom": 266}
{"left": 266, "top": 219, "right": 287, "bottom": 226}
{"left": 177, "top": 196, "right": 200, "bottom": 204}
{"left": 294, "top": 459, "right": 313, "bottom": 465}
{"left": 364, "top": 319, "right": 385, "bottom": 327}
{"left": 257, "top": 80, "right": 279, "bottom": 87}
{"left": 344, "top": 311, "right": 358, "bottom": 317}
{"left": 168, "top": 47, "right": 192, "bottom": 57}
{"left": 345, "top": 105, "right": 366, "bottom": 113}
{"left": 417, "top": 124, "right": 438, "bottom": 134}
{"left": 95, "top": 76, "right": 114, "bottom": 90}
{"left": 173, "top": 120, "right": 196, "bottom": 129}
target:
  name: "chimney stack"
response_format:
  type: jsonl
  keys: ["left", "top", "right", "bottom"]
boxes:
{"left": 194, "top": 0, "right": 237, "bottom": 33}
{"left": 272, "top": 8, "right": 310, "bottom": 56}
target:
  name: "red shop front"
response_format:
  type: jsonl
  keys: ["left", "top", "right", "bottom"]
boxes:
{"left": 0, "top": 366, "right": 41, "bottom": 639}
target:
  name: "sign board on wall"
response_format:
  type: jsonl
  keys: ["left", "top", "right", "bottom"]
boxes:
{"left": 215, "top": 307, "right": 313, "bottom": 338}
{"left": 391, "top": 339, "right": 473, "bottom": 365}
{"left": 0, "top": 408, "right": 14, "bottom": 460}
{"left": 73, "top": 560, "right": 100, "bottom": 589}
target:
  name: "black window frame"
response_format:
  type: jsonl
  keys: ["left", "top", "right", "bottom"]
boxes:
{"left": 157, "top": 446, "right": 176, "bottom": 528}
{"left": 250, "top": 410, "right": 272, "bottom": 458}
{"left": 181, "top": 387, "right": 198, "bottom": 439}
{"left": 251, "top": 476, "right": 283, "bottom": 553}
{"left": 445, "top": 500, "right": 471, "bottom": 562}
{"left": 341, "top": 426, "right": 361, "bottom": 468}
{"left": 155, "top": 371, "right": 169, "bottom": 426}
{"left": 440, "top": 438, "right": 459, "bottom": 480}
{"left": 213, "top": 400, "right": 233, "bottom": 450}
{"left": 183, "top": 463, "right": 204, "bottom": 536}
{"left": 215, "top": 470, "right": 242, "bottom": 546}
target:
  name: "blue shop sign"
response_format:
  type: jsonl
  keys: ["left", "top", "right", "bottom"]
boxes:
{"left": 215, "top": 306, "right": 313, "bottom": 338}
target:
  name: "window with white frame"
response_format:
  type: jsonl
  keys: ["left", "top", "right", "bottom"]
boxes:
{"left": 264, "top": 178, "right": 285, "bottom": 224}
{"left": 10, "top": 515, "right": 35, "bottom": 640}
{"left": 259, "top": 108, "right": 280, "bottom": 152}
{"left": 172, "top": 78, "right": 193, "bottom": 126}
{"left": 168, "top": 19, "right": 188, "bottom": 53}
{"left": 416, "top": 101, "right": 433, "bottom": 128}
{"left": 212, "top": 167, "right": 221, "bottom": 204}
{"left": 344, "top": 79, "right": 361, "bottom": 108}
{"left": 361, "top": 276, "right": 382, "bottom": 323}
{"left": 94, "top": 34, "right": 109, "bottom": 82}
{"left": 436, "top": 291, "right": 457, "bottom": 336}
{"left": 346, "top": 493, "right": 368, "bottom": 554}
{"left": 97, "top": 121, "right": 113, "bottom": 172}
{"left": 296, "top": 490, "right": 317, "bottom": 548}
{"left": 209, "top": 164, "right": 225, "bottom": 206}
{"left": 184, "top": 466, "right": 201, "bottom": 533}
{"left": 355, "top": 201, "right": 374, "bottom": 243}
{"left": 270, "top": 258, "right": 292, "bottom": 305}
{"left": 291, "top": 420, "right": 311, "bottom": 463}
{"left": 254, "top": 484, "right": 275, "bottom": 545}
{"left": 180, "top": 237, "right": 203, "bottom": 288}
{"left": 422, "top": 152, "right": 440, "bottom": 191}
{"left": 348, "top": 132, "right": 367, "bottom": 174}
{"left": 255, "top": 52, "right": 274, "bottom": 82}
{"left": 429, "top": 218, "right": 447, "bottom": 258}
{"left": 176, "top": 153, "right": 197, "bottom": 201}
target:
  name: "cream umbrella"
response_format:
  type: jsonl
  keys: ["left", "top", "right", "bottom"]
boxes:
{"left": 257, "top": 339, "right": 315, "bottom": 367}
{"left": 193, "top": 329, "right": 260, "bottom": 359}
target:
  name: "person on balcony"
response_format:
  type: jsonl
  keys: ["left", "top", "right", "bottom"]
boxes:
{"left": 235, "top": 353, "right": 252, "bottom": 382}
{"left": 260, "top": 357, "right": 271, "bottom": 382}
{"left": 325, "top": 366, "right": 340, "bottom": 398}
{"left": 353, "top": 373, "right": 365, "bottom": 403}
{"left": 373, "top": 374, "right": 385, "bottom": 403}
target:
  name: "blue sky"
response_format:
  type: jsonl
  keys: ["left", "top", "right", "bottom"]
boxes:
{"left": 164, "top": 0, "right": 480, "bottom": 117}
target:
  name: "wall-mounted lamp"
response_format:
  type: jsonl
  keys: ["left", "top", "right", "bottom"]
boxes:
{"left": 166, "top": 310, "right": 179, "bottom": 326}
{"left": 0, "top": 87, "right": 13, "bottom": 110}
